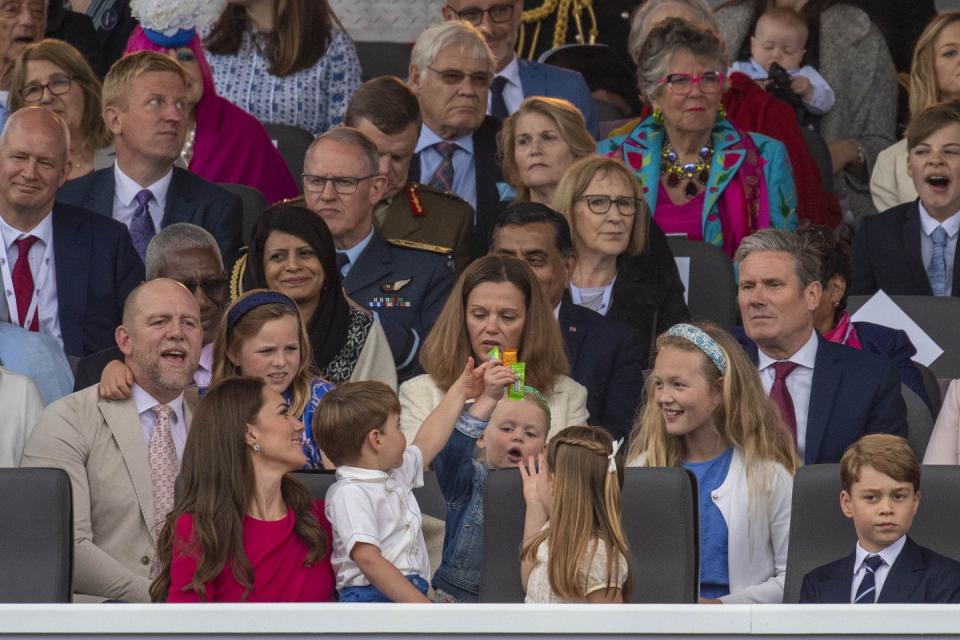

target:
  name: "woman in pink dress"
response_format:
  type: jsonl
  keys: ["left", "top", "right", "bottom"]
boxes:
{"left": 151, "top": 376, "right": 335, "bottom": 602}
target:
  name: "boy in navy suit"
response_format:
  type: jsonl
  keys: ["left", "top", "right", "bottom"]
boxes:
{"left": 800, "top": 434, "right": 960, "bottom": 603}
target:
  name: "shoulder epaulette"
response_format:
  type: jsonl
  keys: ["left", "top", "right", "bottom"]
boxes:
{"left": 411, "top": 182, "right": 469, "bottom": 205}
{"left": 386, "top": 238, "right": 453, "bottom": 255}
{"left": 229, "top": 253, "right": 247, "bottom": 302}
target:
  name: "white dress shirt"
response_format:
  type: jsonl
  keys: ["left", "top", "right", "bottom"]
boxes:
{"left": 850, "top": 535, "right": 906, "bottom": 603}
{"left": 758, "top": 330, "right": 818, "bottom": 459}
{"left": 132, "top": 383, "right": 187, "bottom": 460}
{"left": 918, "top": 201, "right": 960, "bottom": 296}
{"left": 112, "top": 164, "right": 173, "bottom": 232}
{"left": 415, "top": 125, "right": 477, "bottom": 213}
{"left": 488, "top": 54, "right": 524, "bottom": 116}
{"left": 325, "top": 445, "right": 429, "bottom": 590}
{"left": 0, "top": 213, "right": 61, "bottom": 346}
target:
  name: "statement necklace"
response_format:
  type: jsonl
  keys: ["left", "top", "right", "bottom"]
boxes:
{"left": 660, "top": 141, "right": 713, "bottom": 199}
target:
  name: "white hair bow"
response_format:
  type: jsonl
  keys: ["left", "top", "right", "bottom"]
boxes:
{"left": 608, "top": 438, "right": 624, "bottom": 474}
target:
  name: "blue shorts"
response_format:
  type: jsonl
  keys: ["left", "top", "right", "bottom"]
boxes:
{"left": 339, "top": 574, "right": 429, "bottom": 603}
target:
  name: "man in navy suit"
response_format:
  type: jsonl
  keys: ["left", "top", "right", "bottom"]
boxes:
{"left": 304, "top": 127, "right": 455, "bottom": 381}
{"left": 0, "top": 108, "right": 142, "bottom": 359}
{"left": 56, "top": 51, "right": 242, "bottom": 267}
{"left": 490, "top": 202, "right": 644, "bottom": 439}
{"left": 440, "top": 0, "right": 599, "bottom": 138}
{"left": 408, "top": 21, "right": 504, "bottom": 258}
{"left": 800, "top": 435, "right": 960, "bottom": 603}
{"left": 735, "top": 229, "right": 906, "bottom": 465}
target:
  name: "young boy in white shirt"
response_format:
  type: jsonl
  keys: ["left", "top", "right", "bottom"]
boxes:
{"left": 315, "top": 359, "right": 490, "bottom": 602}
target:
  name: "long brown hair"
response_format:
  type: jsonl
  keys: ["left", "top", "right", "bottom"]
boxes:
{"left": 212, "top": 290, "right": 317, "bottom": 418}
{"left": 204, "top": 0, "right": 338, "bottom": 77}
{"left": 521, "top": 426, "right": 633, "bottom": 601}
{"left": 149, "top": 377, "right": 327, "bottom": 602}
{"left": 419, "top": 255, "right": 568, "bottom": 391}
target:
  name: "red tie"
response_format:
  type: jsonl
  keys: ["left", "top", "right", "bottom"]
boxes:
{"left": 770, "top": 361, "right": 799, "bottom": 447}
{"left": 12, "top": 236, "right": 39, "bottom": 332}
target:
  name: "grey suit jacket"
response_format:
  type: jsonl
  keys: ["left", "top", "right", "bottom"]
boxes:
{"left": 21, "top": 385, "right": 196, "bottom": 602}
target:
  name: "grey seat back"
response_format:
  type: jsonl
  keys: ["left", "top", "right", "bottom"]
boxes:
{"left": 217, "top": 183, "right": 267, "bottom": 243}
{"left": 666, "top": 235, "right": 738, "bottom": 328}
{"left": 783, "top": 464, "right": 960, "bottom": 603}
{"left": 480, "top": 467, "right": 698, "bottom": 603}
{"left": 0, "top": 468, "right": 73, "bottom": 602}
{"left": 263, "top": 123, "right": 314, "bottom": 191}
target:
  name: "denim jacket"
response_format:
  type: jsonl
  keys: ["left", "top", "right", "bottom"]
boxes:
{"left": 431, "top": 412, "right": 489, "bottom": 602}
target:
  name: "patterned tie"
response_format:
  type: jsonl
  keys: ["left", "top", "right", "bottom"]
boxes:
{"left": 428, "top": 142, "right": 457, "bottom": 194}
{"left": 11, "top": 236, "right": 39, "bottom": 331}
{"left": 335, "top": 251, "right": 350, "bottom": 276}
{"left": 489, "top": 75, "right": 509, "bottom": 120}
{"left": 129, "top": 189, "right": 156, "bottom": 260}
{"left": 928, "top": 226, "right": 949, "bottom": 296}
{"left": 854, "top": 555, "right": 885, "bottom": 603}
{"left": 770, "top": 361, "right": 799, "bottom": 447}
{"left": 149, "top": 404, "right": 178, "bottom": 537}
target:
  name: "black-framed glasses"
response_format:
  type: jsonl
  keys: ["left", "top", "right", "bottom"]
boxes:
{"left": 577, "top": 195, "right": 639, "bottom": 216}
{"left": 177, "top": 277, "right": 228, "bottom": 299}
{"left": 302, "top": 174, "right": 378, "bottom": 194}
{"left": 20, "top": 74, "right": 73, "bottom": 103}
{"left": 657, "top": 70, "right": 725, "bottom": 95}
{"left": 446, "top": 3, "right": 514, "bottom": 25}
{"left": 426, "top": 66, "right": 493, "bottom": 88}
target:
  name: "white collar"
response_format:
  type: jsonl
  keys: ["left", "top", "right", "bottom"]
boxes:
{"left": 114, "top": 163, "right": 173, "bottom": 208}
{"left": 0, "top": 210, "right": 53, "bottom": 253}
{"left": 132, "top": 382, "right": 185, "bottom": 426}
{"left": 758, "top": 329, "right": 818, "bottom": 371}
{"left": 497, "top": 54, "right": 521, "bottom": 88}
{"left": 335, "top": 464, "right": 389, "bottom": 482}
{"left": 918, "top": 200, "right": 960, "bottom": 238}
{"left": 854, "top": 535, "right": 907, "bottom": 574}
{"left": 198, "top": 342, "right": 214, "bottom": 372}
{"left": 415, "top": 123, "right": 476, "bottom": 155}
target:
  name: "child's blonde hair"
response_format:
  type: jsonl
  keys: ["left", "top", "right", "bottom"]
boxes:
{"left": 521, "top": 425, "right": 633, "bottom": 601}
{"left": 628, "top": 322, "right": 798, "bottom": 494}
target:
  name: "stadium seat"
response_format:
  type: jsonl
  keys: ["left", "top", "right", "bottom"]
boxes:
{"left": 0, "top": 468, "right": 73, "bottom": 602}
{"left": 783, "top": 464, "right": 960, "bottom": 603}
{"left": 666, "top": 235, "right": 739, "bottom": 328}
{"left": 355, "top": 42, "right": 413, "bottom": 81}
{"left": 263, "top": 122, "right": 315, "bottom": 191}
{"left": 292, "top": 470, "right": 445, "bottom": 519}
{"left": 903, "top": 385, "right": 934, "bottom": 460}
{"left": 480, "top": 467, "right": 699, "bottom": 603}
{"left": 218, "top": 183, "right": 267, "bottom": 243}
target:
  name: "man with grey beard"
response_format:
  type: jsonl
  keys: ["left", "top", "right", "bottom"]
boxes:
{"left": 21, "top": 278, "right": 202, "bottom": 602}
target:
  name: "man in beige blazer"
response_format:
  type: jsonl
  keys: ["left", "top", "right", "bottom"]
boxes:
{"left": 21, "top": 278, "right": 202, "bottom": 602}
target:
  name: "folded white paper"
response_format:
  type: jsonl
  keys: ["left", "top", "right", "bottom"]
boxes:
{"left": 850, "top": 290, "right": 944, "bottom": 367}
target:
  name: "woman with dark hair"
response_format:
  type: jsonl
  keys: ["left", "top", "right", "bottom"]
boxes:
{"left": 8, "top": 38, "right": 112, "bottom": 179}
{"left": 715, "top": 0, "right": 897, "bottom": 221}
{"left": 125, "top": 22, "right": 298, "bottom": 204}
{"left": 151, "top": 376, "right": 335, "bottom": 602}
{"left": 796, "top": 225, "right": 929, "bottom": 409}
{"left": 233, "top": 204, "right": 396, "bottom": 388}
{"left": 203, "top": 0, "right": 361, "bottom": 137}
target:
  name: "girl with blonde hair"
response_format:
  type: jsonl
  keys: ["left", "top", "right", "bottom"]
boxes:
{"left": 520, "top": 425, "right": 632, "bottom": 603}
{"left": 628, "top": 322, "right": 796, "bottom": 603}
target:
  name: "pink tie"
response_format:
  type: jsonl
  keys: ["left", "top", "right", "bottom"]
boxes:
{"left": 149, "top": 404, "right": 178, "bottom": 533}
{"left": 770, "top": 361, "right": 799, "bottom": 448}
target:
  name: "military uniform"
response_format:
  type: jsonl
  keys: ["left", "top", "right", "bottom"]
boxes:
{"left": 343, "top": 228, "right": 455, "bottom": 380}
{"left": 375, "top": 182, "right": 474, "bottom": 275}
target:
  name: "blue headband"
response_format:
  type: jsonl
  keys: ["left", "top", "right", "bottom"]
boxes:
{"left": 227, "top": 291, "right": 298, "bottom": 331}
{"left": 665, "top": 323, "right": 726, "bottom": 372}
{"left": 142, "top": 27, "right": 197, "bottom": 48}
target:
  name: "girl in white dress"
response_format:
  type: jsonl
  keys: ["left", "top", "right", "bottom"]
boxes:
{"left": 519, "top": 425, "right": 631, "bottom": 603}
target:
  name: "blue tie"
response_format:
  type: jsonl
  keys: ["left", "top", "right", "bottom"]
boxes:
{"left": 336, "top": 251, "right": 350, "bottom": 276}
{"left": 129, "top": 189, "right": 156, "bottom": 260}
{"left": 928, "top": 226, "right": 949, "bottom": 296}
{"left": 490, "top": 75, "right": 509, "bottom": 120}
{"left": 854, "top": 555, "right": 884, "bottom": 604}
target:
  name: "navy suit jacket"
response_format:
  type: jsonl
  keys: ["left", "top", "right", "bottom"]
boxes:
{"left": 800, "top": 537, "right": 960, "bottom": 603}
{"left": 51, "top": 202, "right": 145, "bottom": 358}
{"left": 55, "top": 166, "right": 243, "bottom": 268}
{"left": 342, "top": 229, "right": 455, "bottom": 379}
{"left": 558, "top": 294, "right": 644, "bottom": 440}
{"left": 855, "top": 321, "right": 930, "bottom": 411}
{"left": 735, "top": 331, "right": 907, "bottom": 464}
{"left": 408, "top": 116, "right": 502, "bottom": 258}
{"left": 518, "top": 59, "right": 599, "bottom": 139}
{"left": 851, "top": 200, "right": 960, "bottom": 297}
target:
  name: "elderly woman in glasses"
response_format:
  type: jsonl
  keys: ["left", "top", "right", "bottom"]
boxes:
{"left": 8, "top": 39, "right": 113, "bottom": 180}
{"left": 124, "top": 26, "right": 298, "bottom": 204}
{"left": 598, "top": 18, "right": 797, "bottom": 258}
